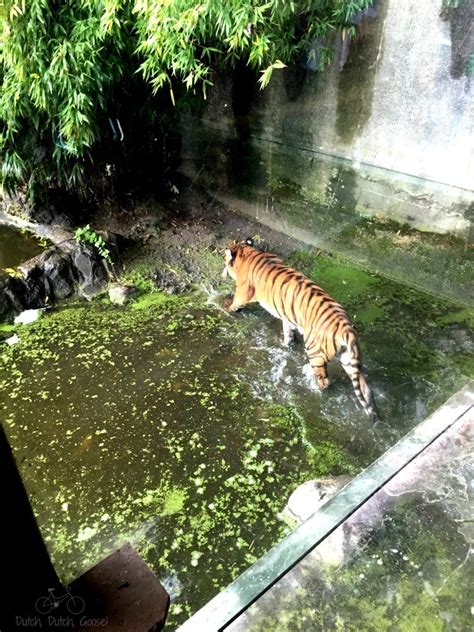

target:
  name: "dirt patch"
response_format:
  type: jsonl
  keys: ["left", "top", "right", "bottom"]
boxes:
{"left": 93, "top": 179, "right": 304, "bottom": 294}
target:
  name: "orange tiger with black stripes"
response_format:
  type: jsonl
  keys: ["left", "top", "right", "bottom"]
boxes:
{"left": 223, "top": 239, "right": 379, "bottom": 420}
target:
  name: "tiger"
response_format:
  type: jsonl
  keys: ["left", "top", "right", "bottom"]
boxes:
{"left": 222, "top": 238, "right": 379, "bottom": 420}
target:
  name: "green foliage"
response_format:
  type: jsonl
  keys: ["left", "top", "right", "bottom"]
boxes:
{"left": 121, "top": 263, "right": 157, "bottom": 293}
{"left": 74, "top": 224, "right": 111, "bottom": 262}
{"left": 1, "top": 0, "right": 133, "bottom": 196}
{"left": 1, "top": 0, "right": 373, "bottom": 198}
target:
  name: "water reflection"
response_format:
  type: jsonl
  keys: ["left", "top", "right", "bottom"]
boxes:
{"left": 0, "top": 224, "right": 45, "bottom": 269}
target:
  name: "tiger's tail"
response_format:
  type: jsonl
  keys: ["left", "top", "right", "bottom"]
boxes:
{"left": 354, "top": 368, "right": 379, "bottom": 422}
{"left": 341, "top": 336, "right": 379, "bottom": 422}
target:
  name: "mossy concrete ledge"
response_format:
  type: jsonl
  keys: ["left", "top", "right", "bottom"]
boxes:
{"left": 177, "top": 381, "right": 473, "bottom": 632}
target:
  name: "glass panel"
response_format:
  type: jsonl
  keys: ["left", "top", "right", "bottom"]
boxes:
{"left": 227, "top": 405, "right": 472, "bottom": 632}
{"left": 177, "top": 384, "right": 473, "bottom": 631}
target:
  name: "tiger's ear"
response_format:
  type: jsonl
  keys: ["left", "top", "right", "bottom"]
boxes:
{"left": 246, "top": 238, "right": 254, "bottom": 247}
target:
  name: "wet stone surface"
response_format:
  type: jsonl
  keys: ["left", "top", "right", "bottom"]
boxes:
{"left": 1, "top": 251, "right": 473, "bottom": 629}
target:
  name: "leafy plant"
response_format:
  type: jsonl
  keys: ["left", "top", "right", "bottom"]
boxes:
{"left": 1, "top": 1, "right": 373, "bottom": 199}
{"left": 74, "top": 224, "right": 111, "bottom": 262}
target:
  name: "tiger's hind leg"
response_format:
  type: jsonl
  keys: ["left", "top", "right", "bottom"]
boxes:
{"left": 282, "top": 321, "right": 297, "bottom": 347}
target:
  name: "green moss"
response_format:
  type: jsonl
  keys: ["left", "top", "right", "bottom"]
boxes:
{"left": 121, "top": 260, "right": 158, "bottom": 293}
{"left": 436, "top": 307, "right": 474, "bottom": 329}
{"left": 131, "top": 291, "right": 176, "bottom": 310}
{"left": 353, "top": 304, "right": 385, "bottom": 325}
{"left": 1, "top": 293, "right": 323, "bottom": 629}
{"left": 313, "top": 263, "right": 377, "bottom": 302}
{"left": 0, "top": 323, "right": 16, "bottom": 333}
{"left": 287, "top": 250, "right": 379, "bottom": 303}
{"left": 267, "top": 403, "right": 303, "bottom": 432}
{"left": 132, "top": 482, "right": 188, "bottom": 518}
{"left": 306, "top": 440, "right": 359, "bottom": 477}
{"left": 456, "top": 354, "right": 474, "bottom": 377}
{"left": 162, "top": 487, "right": 188, "bottom": 516}
{"left": 342, "top": 600, "right": 391, "bottom": 632}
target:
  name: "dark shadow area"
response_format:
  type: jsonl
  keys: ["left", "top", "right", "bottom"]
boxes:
{"left": 232, "top": 62, "right": 260, "bottom": 142}
{"left": 283, "top": 62, "right": 309, "bottom": 102}
{"left": 89, "top": 76, "right": 183, "bottom": 203}
{"left": 225, "top": 64, "right": 266, "bottom": 191}
{"left": 336, "top": 0, "right": 386, "bottom": 144}
{"left": 440, "top": 0, "right": 474, "bottom": 79}
{"left": 0, "top": 425, "right": 62, "bottom": 632}
{"left": 33, "top": 188, "right": 92, "bottom": 228}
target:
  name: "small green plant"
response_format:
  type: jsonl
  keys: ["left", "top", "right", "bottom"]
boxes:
{"left": 74, "top": 224, "right": 111, "bottom": 263}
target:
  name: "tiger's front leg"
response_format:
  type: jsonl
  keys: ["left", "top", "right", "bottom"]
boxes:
{"left": 224, "top": 281, "right": 255, "bottom": 312}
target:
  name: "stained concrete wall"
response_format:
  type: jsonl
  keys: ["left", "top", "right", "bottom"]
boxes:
{"left": 259, "top": 0, "right": 474, "bottom": 190}
{"left": 180, "top": 0, "right": 473, "bottom": 240}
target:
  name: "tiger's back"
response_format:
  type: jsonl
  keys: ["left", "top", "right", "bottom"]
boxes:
{"left": 223, "top": 241, "right": 378, "bottom": 419}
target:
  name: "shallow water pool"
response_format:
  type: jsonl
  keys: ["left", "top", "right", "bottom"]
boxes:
{"left": 1, "top": 252, "right": 472, "bottom": 629}
{"left": 0, "top": 223, "right": 45, "bottom": 269}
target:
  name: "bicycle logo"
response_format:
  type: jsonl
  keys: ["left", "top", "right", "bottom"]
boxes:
{"left": 35, "top": 587, "right": 85, "bottom": 615}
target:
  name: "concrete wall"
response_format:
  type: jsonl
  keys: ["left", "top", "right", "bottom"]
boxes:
{"left": 259, "top": 0, "right": 473, "bottom": 190}
{"left": 180, "top": 0, "right": 473, "bottom": 240}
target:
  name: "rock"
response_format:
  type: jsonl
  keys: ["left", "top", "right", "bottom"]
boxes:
{"left": 42, "top": 249, "right": 76, "bottom": 300}
{"left": 150, "top": 267, "right": 189, "bottom": 294}
{"left": 108, "top": 284, "right": 138, "bottom": 306}
{"left": 14, "top": 309, "right": 42, "bottom": 325}
{"left": 22, "top": 263, "right": 48, "bottom": 308}
{"left": 282, "top": 476, "right": 352, "bottom": 527}
{"left": 71, "top": 244, "right": 109, "bottom": 297}
{"left": 0, "top": 276, "right": 15, "bottom": 319}
{"left": 0, "top": 228, "right": 124, "bottom": 321}
{"left": 5, "top": 334, "right": 20, "bottom": 345}
{"left": 1, "top": 274, "right": 28, "bottom": 314}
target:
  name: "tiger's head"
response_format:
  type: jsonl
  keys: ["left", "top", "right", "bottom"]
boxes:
{"left": 222, "top": 238, "right": 254, "bottom": 280}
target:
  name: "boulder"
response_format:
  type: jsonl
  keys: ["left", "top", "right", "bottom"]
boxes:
{"left": 282, "top": 476, "right": 352, "bottom": 527}
{"left": 42, "top": 250, "right": 75, "bottom": 300}
{"left": 150, "top": 267, "right": 189, "bottom": 294}
{"left": 71, "top": 244, "right": 109, "bottom": 297}
{"left": 0, "top": 275, "right": 15, "bottom": 319}
{"left": 22, "top": 263, "right": 48, "bottom": 308}
{"left": 108, "top": 284, "right": 138, "bottom": 306}
{"left": 1, "top": 274, "right": 28, "bottom": 315}
{"left": 1, "top": 229, "right": 124, "bottom": 321}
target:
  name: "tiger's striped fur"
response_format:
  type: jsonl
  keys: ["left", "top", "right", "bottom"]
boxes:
{"left": 223, "top": 239, "right": 378, "bottom": 419}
